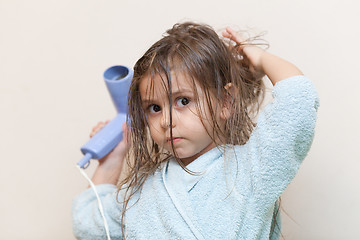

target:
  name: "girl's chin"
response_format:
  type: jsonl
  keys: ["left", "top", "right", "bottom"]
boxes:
{"left": 172, "top": 151, "right": 200, "bottom": 165}
{"left": 168, "top": 150, "right": 196, "bottom": 162}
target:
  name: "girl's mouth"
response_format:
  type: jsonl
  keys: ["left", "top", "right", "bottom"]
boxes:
{"left": 167, "top": 137, "right": 182, "bottom": 143}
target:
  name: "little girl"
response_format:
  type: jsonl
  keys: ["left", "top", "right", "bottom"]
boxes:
{"left": 73, "top": 22, "right": 319, "bottom": 240}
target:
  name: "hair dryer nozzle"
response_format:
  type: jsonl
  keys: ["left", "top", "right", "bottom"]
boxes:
{"left": 104, "top": 66, "right": 133, "bottom": 114}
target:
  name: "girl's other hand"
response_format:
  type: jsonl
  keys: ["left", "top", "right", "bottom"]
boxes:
{"left": 223, "top": 27, "right": 303, "bottom": 85}
{"left": 222, "top": 27, "right": 265, "bottom": 74}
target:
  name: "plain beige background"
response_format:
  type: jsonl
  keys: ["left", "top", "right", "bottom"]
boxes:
{"left": 1, "top": 0, "right": 359, "bottom": 239}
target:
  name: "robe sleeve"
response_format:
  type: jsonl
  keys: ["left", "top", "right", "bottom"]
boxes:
{"left": 246, "top": 75, "right": 319, "bottom": 204}
{"left": 72, "top": 184, "right": 124, "bottom": 240}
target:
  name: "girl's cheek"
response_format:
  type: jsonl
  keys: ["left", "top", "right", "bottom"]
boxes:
{"left": 147, "top": 115, "right": 160, "bottom": 126}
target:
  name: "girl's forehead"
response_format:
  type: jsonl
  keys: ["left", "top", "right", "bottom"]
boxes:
{"left": 139, "top": 71, "right": 198, "bottom": 97}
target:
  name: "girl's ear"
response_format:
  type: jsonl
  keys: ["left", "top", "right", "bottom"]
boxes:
{"left": 220, "top": 83, "right": 233, "bottom": 120}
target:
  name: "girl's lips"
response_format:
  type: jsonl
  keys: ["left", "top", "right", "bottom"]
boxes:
{"left": 167, "top": 137, "right": 182, "bottom": 143}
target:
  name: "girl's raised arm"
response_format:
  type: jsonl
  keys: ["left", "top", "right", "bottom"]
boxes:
{"left": 224, "top": 27, "right": 319, "bottom": 206}
{"left": 222, "top": 27, "right": 303, "bottom": 85}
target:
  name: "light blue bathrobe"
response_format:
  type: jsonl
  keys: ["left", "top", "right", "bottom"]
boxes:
{"left": 72, "top": 75, "right": 319, "bottom": 240}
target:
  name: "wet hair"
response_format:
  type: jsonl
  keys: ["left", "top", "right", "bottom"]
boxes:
{"left": 118, "top": 22, "right": 267, "bottom": 237}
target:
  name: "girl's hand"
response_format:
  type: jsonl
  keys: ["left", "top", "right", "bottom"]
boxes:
{"left": 222, "top": 27, "right": 266, "bottom": 74}
{"left": 90, "top": 121, "right": 130, "bottom": 165}
{"left": 222, "top": 27, "right": 303, "bottom": 85}
{"left": 90, "top": 121, "right": 130, "bottom": 185}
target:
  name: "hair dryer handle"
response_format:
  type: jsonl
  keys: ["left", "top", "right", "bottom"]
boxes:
{"left": 78, "top": 113, "right": 126, "bottom": 168}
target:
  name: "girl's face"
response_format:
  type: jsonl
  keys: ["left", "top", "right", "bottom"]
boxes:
{"left": 139, "top": 71, "right": 224, "bottom": 165}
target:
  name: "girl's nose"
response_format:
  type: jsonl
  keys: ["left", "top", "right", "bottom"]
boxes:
{"left": 160, "top": 108, "right": 175, "bottom": 129}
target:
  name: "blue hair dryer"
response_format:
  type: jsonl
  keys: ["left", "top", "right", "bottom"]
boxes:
{"left": 77, "top": 65, "right": 133, "bottom": 168}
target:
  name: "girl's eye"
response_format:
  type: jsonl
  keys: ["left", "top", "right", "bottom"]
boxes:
{"left": 176, "top": 97, "right": 190, "bottom": 107}
{"left": 149, "top": 104, "right": 161, "bottom": 113}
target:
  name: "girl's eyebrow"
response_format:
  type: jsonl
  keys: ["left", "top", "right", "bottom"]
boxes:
{"left": 141, "top": 98, "right": 155, "bottom": 104}
{"left": 171, "top": 88, "right": 194, "bottom": 95}
{"left": 142, "top": 88, "right": 194, "bottom": 103}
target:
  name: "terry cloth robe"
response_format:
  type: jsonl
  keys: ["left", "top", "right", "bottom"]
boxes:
{"left": 72, "top": 75, "right": 319, "bottom": 240}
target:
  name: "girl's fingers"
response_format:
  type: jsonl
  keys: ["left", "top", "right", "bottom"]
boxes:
{"left": 90, "top": 121, "right": 107, "bottom": 138}
{"left": 222, "top": 27, "right": 245, "bottom": 45}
